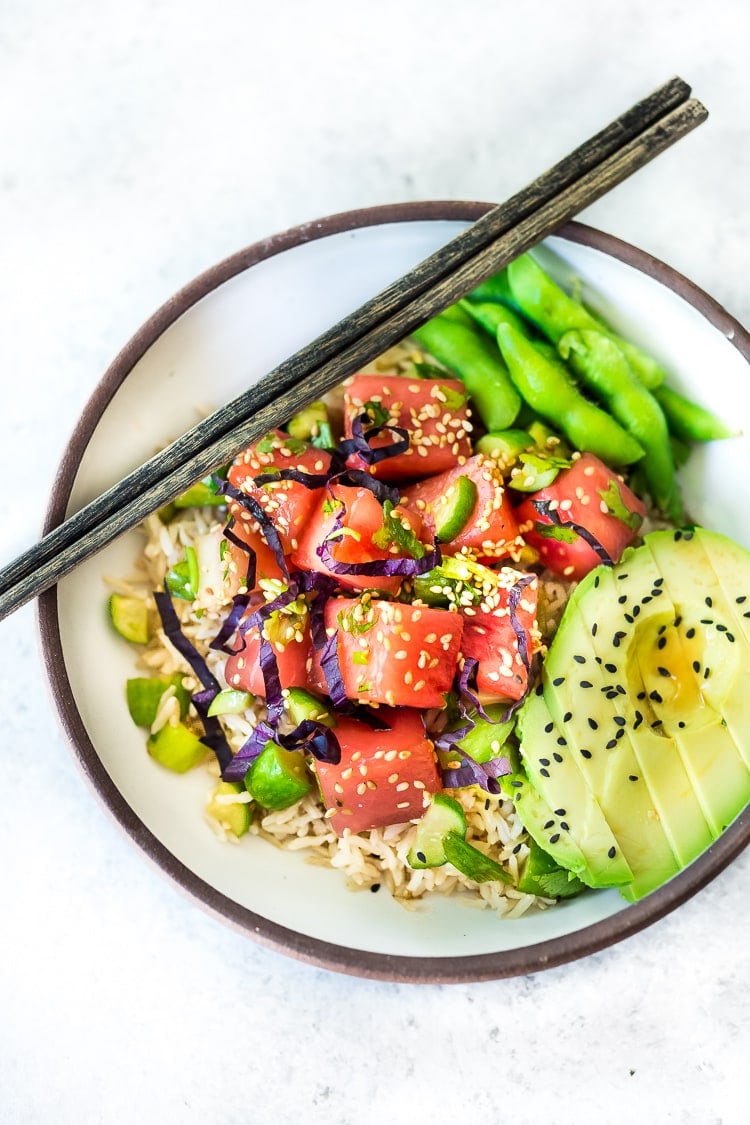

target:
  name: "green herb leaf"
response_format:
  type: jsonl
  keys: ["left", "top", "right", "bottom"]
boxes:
{"left": 372, "top": 500, "right": 426, "bottom": 559}
{"left": 597, "top": 480, "right": 644, "bottom": 531}
{"left": 534, "top": 522, "right": 579, "bottom": 544}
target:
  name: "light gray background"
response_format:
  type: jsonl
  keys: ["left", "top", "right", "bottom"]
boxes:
{"left": 1, "top": 2, "right": 748, "bottom": 1122}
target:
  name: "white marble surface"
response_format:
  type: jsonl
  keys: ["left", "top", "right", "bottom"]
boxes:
{"left": 1, "top": 2, "right": 748, "bottom": 1121}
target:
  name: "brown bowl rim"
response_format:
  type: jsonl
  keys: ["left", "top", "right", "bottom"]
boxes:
{"left": 37, "top": 201, "right": 750, "bottom": 983}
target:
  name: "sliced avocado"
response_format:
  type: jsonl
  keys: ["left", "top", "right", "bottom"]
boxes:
{"left": 534, "top": 530, "right": 750, "bottom": 900}
{"left": 499, "top": 760, "right": 614, "bottom": 889}
{"left": 515, "top": 688, "right": 634, "bottom": 888}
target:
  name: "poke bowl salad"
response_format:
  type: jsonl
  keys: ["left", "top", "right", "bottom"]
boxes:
{"left": 105, "top": 244, "right": 750, "bottom": 929}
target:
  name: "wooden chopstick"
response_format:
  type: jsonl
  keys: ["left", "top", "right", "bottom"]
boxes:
{"left": 0, "top": 83, "right": 706, "bottom": 621}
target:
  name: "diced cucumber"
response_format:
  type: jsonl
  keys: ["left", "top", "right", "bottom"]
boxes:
{"left": 126, "top": 675, "right": 191, "bottom": 727}
{"left": 147, "top": 722, "right": 207, "bottom": 773}
{"left": 206, "top": 781, "right": 252, "bottom": 837}
{"left": 207, "top": 688, "right": 252, "bottom": 717}
{"left": 443, "top": 832, "right": 512, "bottom": 883}
{"left": 109, "top": 594, "right": 151, "bottom": 644}
{"left": 508, "top": 452, "right": 569, "bottom": 493}
{"left": 407, "top": 793, "right": 467, "bottom": 869}
{"left": 173, "top": 476, "right": 226, "bottom": 508}
{"left": 431, "top": 475, "right": 478, "bottom": 542}
{"left": 246, "top": 740, "right": 312, "bottom": 810}
{"left": 453, "top": 705, "right": 514, "bottom": 764}
{"left": 286, "top": 400, "right": 334, "bottom": 449}
{"left": 475, "top": 429, "right": 534, "bottom": 463}
{"left": 527, "top": 420, "right": 570, "bottom": 456}
{"left": 284, "top": 687, "right": 336, "bottom": 728}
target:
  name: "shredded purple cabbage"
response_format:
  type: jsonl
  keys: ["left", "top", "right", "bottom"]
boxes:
{"left": 319, "top": 628, "right": 349, "bottom": 708}
{"left": 339, "top": 412, "right": 410, "bottom": 466}
{"left": 222, "top": 721, "right": 276, "bottom": 781}
{"left": 153, "top": 588, "right": 234, "bottom": 772}
{"left": 532, "top": 499, "right": 613, "bottom": 566}
{"left": 259, "top": 633, "right": 285, "bottom": 725}
{"left": 222, "top": 515, "right": 257, "bottom": 590}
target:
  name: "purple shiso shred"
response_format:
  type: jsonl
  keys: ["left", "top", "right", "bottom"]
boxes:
{"left": 316, "top": 503, "right": 440, "bottom": 578}
{"left": 154, "top": 589, "right": 234, "bottom": 772}
{"left": 532, "top": 499, "right": 613, "bottom": 566}
{"left": 508, "top": 573, "right": 537, "bottom": 671}
{"left": 214, "top": 478, "right": 290, "bottom": 579}
{"left": 440, "top": 750, "right": 511, "bottom": 795}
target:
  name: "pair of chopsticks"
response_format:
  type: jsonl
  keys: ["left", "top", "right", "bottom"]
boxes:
{"left": 0, "top": 77, "right": 706, "bottom": 621}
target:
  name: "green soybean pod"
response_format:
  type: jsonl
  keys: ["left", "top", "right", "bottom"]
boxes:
{"left": 459, "top": 298, "right": 533, "bottom": 340}
{"left": 465, "top": 267, "right": 517, "bottom": 308}
{"left": 652, "top": 384, "right": 736, "bottom": 442}
{"left": 495, "top": 320, "right": 644, "bottom": 466}
{"left": 412, "top": 314, "right": 521, "bottom": 431}
{"left": 558, "top": 329, "right": 679, "bottom": 518}
{"left": 507, "top": 253, "right": 667, "bottom": 389}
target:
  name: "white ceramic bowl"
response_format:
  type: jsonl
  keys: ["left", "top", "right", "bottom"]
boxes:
{"left": 39, "top": 203, "right": 750, "bottom": 981}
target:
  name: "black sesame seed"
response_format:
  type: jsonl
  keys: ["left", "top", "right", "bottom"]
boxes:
{"left": 637, "top": 691, "right": 646, "bottom": 700}
{"left": 370, "top": 883, "right": 381, "bottom": 892}
{"left": 704, "top": 667, "right": 711, "bottom": 679}
{"left": 588, "top": 717, "right": 598, "bottom": 730}
{"left": 678, "top": 721, "right": 686, "bottom": 729}
{"left": 573, "top": 655, "right": 586, "bottom": 664}
{"left": 652, "top": 719, "right": 663, "bottom": 728}
{"left": 657, "top": 636, "right": 667, "bottom": 650}
{"left": 632, "top": 605, "right": 641, "bottom": 618}
{"left": 557, "top": 737, "right": 567, "bottom": 747}
{"left": 560, "top": 822, "right": 570, "bottom": 831}
{"left": 539, "top": 758, "right": 551, "bottom": 766}
{"left": 616, "top": 685, "right": 626, "bottom": 695}
{"left": 736, "top": 595, "right": 747, "bottom": 604}
{"left": 605, "top": 662, "right": 618, "bottom": 673}
{"left": 544, "top": 721, "right": 554, "bottom": 734}
{"left": 654, "top": 578, "right": 664, "bottom": 587}
{"left": 592, "top": 623, "right": 598, "bottom": 637}
{"left": 624, "top": 613, "right": 634, "bottom": 624}
{"left": 511, "top": 779, "right": 522, "bottom": 787}
{"left": 633, "top": 711, "right": 643, "bottom": 729}
{"left": 657, "top": 666, "right": 671, "bottom": 677}
{"left": 700, "top": 618, "right": 713, "bottom": 625}
{"left": 686, "top": 627, "right": 696, "bottom": 638}
{"left": 552, "top": 676, "right": 565, "bottom": 686}
{"left": 628, "top": 775, "right": 638, "bottom": 782}
{"left": 744, "top": 612, "right": 750, "bottom": 619}
{"left": 554, "top": 808, "right": 566, "bottom": 816}
{"left": 683, "top": 531, "right": 693, "bottom": 540}
{"left": 727, "top": 633, "right": 736, "bottom": 643}
{"left": 658, "top": 624, "right": 666, "bottom": 635}
{"left": 544, "top": 820, "right": 555, "bottom": 829}
{"left": 617, "top": 573, "right": 629, "bottom": 580}
{"left": 580, "top": 680, "right": 593, "bottom": 689}
{"left": 563, "top": 712, "right": 572, "bottom": 723}
{"left": 641, "top": 595, "right": 652, "bottom": 605}
{"left": 649, "top": 690, "right": 663, "bottom": 703}
{"left": 540, "top": 768, "right": 550, "bottom": 777}
{"left": 605, "top": 738, "right": 618, "bottom": 749}
{"left": 606, "top": 690, "right": 619, "bottom": 700}
{"left": 674, "top": 530, "right": 683, "bottom": 540}
{"left": 553, "top": 752, "right": 564, "bottom": 763}
{"left": 580, "top": 749, "right": 592, "bottom": 759}
{"left": 692, "top": 660, "right": 700, "bottom": 673}
{"left": 594, "top": 575, "right": 600, "bottom": 588}
{"left": 618, "top": 594, "right": 628, "bottom": 604}
{"left": 513, "top": 842, "right": 522, "bottom": 854}
{"left": 615, "top": 728, "right": 625, "bottom": 740}
{"left": 549, "top": 833, "right": 560, "bottom": 844}
{"left": 613, "top": 715, "right": 626, "bottom": 726}
{"left": 416, "top": 850, "right": 426, "bottom": 862}
{"left": 535, "top": 682, "right": 544, "bottom": 696}
{"left": 608, "top": 846, "right": 617, "bottom": 858}
{"left": 705, "top": 596, "right": 713, "bottom": 607}
{"left": 485, "top": 798, "right": 491, "bottom": 810}
{"left": 716, "top": 623, "right": 727, "bottom": 632}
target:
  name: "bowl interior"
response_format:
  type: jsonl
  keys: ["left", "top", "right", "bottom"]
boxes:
{"left": 45, "top": 209, "right": 750, "bottom": 976}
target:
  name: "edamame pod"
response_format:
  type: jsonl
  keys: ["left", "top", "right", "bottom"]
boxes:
{"left": 465, "top": 267, "right": 517, "bottom": 308}
{"left": 412, "top": 314, "right": 521, "bottom": 431}
{"left": 459, "top": 299, "right": 532, "bottom": 340}
{"left": 507, "top": 253, "right": 667, "bottom": 389}
{"left": 495, "top": 321, "right": 644, "bottom": 466}
{"left": 652, "top": 384, "right": 735, "bottom": 442}
{"left": 558, "top": 329, "right": 679, "bottom": 518}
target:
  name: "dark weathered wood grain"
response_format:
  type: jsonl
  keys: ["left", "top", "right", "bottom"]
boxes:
{"left": 0, "top": 87, "right": 706, "bottom": 619}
